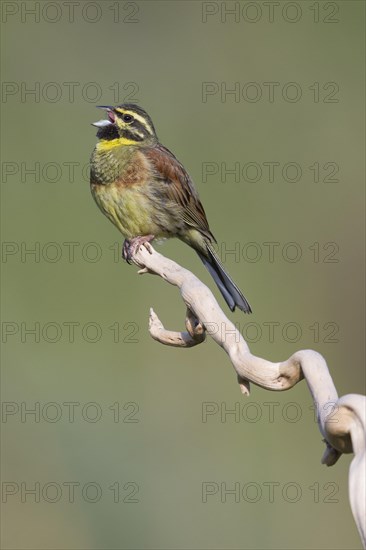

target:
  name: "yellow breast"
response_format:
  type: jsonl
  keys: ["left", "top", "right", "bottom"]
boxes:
{"left": 90, "top": 146, "right": 176, "bottom": 239}
{"left": 91, "top": 182, "right": 164, "bottom": 238}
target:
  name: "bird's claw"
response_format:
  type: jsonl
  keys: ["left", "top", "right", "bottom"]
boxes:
{"left": 122, "top": 235, "right": 155, "bottom": 264}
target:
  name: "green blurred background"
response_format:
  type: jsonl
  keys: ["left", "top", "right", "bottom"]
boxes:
{"left": 1, "top": 1, "right": 365, "bottom": 548}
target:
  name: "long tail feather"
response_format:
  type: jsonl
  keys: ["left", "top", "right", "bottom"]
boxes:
{"left": 197, "top": 245, "right": 252, "bottom": 313}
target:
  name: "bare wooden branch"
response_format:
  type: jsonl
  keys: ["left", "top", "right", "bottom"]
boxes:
{"left": 148, "top": 308, "right": 206, "bottom": 347}
{"left": 131, "top": 243, "right": 366, "bottom": 547}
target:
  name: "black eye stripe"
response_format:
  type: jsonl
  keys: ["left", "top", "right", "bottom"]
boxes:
{"left": 111, "top": 107, "right": 157, "bottom": 138}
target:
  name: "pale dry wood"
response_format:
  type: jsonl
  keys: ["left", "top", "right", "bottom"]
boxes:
{"left": 131, "top": 244, "right": 366, "bottom": 547}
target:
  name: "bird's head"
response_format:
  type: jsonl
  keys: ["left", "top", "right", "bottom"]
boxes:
{"left": 92, "top": 104, "right": 157, "bottom": 147}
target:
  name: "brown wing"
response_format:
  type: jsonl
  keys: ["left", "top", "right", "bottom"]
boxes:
{"left": 144, "top": 144, "right": 216, "bottom": 242}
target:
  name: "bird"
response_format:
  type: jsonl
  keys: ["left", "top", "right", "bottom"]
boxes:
{"left": 90, "top": 104, "right": 252, "bottom": 313}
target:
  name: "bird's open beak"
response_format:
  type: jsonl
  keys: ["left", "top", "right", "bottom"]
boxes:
{"left": 92, "top": 106, "right": 116, "bottom": 127}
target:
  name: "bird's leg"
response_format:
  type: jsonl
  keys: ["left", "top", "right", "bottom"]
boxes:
{"left": 122, "top": 235, "right": 155, "bottom": 264}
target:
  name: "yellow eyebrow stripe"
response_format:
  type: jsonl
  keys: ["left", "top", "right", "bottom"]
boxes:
{"left": 115, "top": 108, "right": 153, "bottom": 135}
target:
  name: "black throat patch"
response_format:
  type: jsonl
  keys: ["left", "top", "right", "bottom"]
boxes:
{"left": 96, "top": 125, "right": 119, "bottom": 141}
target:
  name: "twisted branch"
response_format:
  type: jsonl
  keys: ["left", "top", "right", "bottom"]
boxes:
{"left": 132, "top": 244, "right": 366, "bottom": 547}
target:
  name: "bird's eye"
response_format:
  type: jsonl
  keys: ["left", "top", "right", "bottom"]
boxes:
{"left": 122, "top": 114, "right": 133, "bottom": 123}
